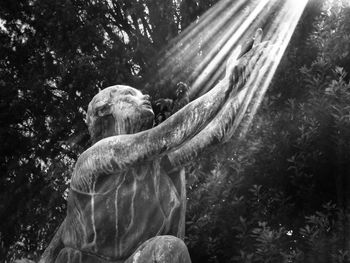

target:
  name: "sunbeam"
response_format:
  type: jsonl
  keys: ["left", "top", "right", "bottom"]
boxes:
{"left": 237, "top": 0, "right": 309, "bottom": 136}
{"left": 150, "top": 0, "right": 309, "bottom": 137}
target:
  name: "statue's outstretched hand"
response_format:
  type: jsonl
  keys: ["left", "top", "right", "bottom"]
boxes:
{"left": 225, "top": 28, "right": 270, "bottom": 93}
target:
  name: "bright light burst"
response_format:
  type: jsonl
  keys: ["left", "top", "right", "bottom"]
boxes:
{"left": 152, "top": 0, "right": 309, "bottom": 136}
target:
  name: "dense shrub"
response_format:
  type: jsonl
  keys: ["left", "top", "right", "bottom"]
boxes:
{"left": 186, "top": 0, "right": 350, "bottom": 262}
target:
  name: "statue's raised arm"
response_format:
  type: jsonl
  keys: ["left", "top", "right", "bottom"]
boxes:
{"left": 41, "top": 29, "right": 270, "bottom": 263}
{"left": 74, "top": 30, "right": 267, "bottom": 178}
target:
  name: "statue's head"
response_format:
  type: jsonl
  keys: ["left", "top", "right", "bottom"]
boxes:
{"left": 87, "top": 85, "right": 154, "bottom": 143}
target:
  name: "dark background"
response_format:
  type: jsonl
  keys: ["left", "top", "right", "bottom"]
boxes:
{"left": 1, "top": 0, "right": 350, "bottom": 262}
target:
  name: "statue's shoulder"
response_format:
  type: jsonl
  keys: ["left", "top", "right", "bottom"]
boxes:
{"left": 70, "top": 146, "right": 127, "bottom": 194}
{"left": 70, "top": 164, "right": 127, "bottom": 195}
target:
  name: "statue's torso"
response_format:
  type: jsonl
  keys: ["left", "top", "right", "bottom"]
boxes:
{"left": 63, "top": 159, "right": 185, "bottom": 261}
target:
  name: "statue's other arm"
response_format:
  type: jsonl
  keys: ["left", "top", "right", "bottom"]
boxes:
{"left": 167, "top": 33, "right": 270, "bottom": 166}
{"left": 168, "top": 42, "right": 271, "bottom": 164}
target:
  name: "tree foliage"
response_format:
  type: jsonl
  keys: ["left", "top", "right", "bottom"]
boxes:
{"left": 1, "top": 0, "right": 350, "bottom": 262}
{"left": 0, "top": 0, "right": 178, "bottom": 260}
{"left": 185, "top": 0, "right": 350, "bottom": 262}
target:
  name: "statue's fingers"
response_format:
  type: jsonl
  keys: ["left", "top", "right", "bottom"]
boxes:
{"left": 246, "top": 40, "right": 270, "bottom": 63}
{"left": 253, "top": 28, "right": 263, "bottom": 47}
{"left": 229, "top": 45, "right": 242, "bottom": 64}
{"left": 226, "top": 45, "right": 242, "bottom": 77}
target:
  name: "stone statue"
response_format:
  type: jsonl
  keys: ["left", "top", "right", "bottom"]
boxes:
{"left": 40, "top": 29, "right": 268, "bottom": 263}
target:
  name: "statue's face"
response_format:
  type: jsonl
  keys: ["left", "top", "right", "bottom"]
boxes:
{"left": 87, "top": 85, "right": 154, "bottom": 142}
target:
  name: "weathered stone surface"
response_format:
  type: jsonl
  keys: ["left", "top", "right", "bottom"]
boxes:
{"left": 53, "top": 236, "right": 190, "bottom": 263}
{"left": 40, "top": 29, "right": 269, "bottom": 263}
{"left": 125, "top": 236, "right": 191, "bottom": 263}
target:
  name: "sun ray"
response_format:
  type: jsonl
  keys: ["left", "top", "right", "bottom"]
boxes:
{"left": 237, "top": 0, "right": 309, "bottom": 136}
{"left": 147, "top": 0, "right": 309, "bottom": 137}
